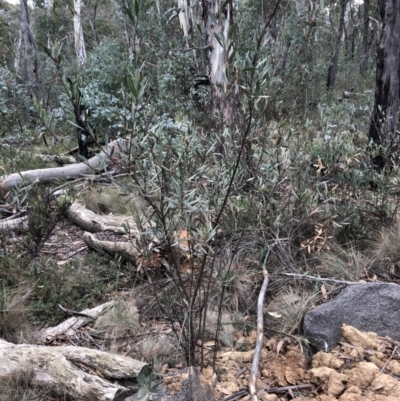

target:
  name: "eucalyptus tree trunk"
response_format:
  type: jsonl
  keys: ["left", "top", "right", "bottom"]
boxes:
{"left": 326, "top": 0, "right": 348, "bottom": 90}
{"left": 73, "top": 0, "right": 87, "bottom": 66}
{"left": 178, "top": 0, "right": 193, "bottom": 39}
{"left": 368, "top": 0, "right": 400, "bottom": 158}
{"left": 202, "top": 0, "right": 234, "bottom": 125}
{"left": 20, "top": 0, "right": 44, "bottom": 101}
{"left": 360, "top": 0, "right": 370, "bottom": 75}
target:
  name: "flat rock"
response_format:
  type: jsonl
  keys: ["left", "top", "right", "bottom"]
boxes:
{"left": 303, "top": 283, "right": 400, "bottom": 350}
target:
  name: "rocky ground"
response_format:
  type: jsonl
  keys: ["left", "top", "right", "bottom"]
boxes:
{"left": 204, "top": 324, "right": 400, "bottom": 400}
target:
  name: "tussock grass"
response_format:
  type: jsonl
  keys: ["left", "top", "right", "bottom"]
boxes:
{"left": 0, "top": 286, "right": 33, "bottom": 344}
{"left": 94, "top": 298, "right": 140, "bottom": 352}
{"left": 370, "top": 219, "right": 400, "bottom": 279}
{"left": 81, "top": 185, "right": 143, "bottom": 217}
{"left": 318, "top": 242, "right": 367, "bottom": 281}
{"left": 264, "top": 287, "right": 315, "bottom": 335}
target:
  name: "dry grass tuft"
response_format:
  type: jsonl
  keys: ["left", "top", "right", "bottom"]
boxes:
{"left": 264, "top": 287, "right": 314, "bottom": 335}
{"left": 81, "top": 185, "right": 143, "bottom": 217}
{"left": 318, "top": 242, "right": 367, "bottom": 281}
{"left": 0, "top": 286, "right": 33, "bottom": 344}
{"left": 370, "top": 219, "right": 400, "bottom": 279}
{"left": 134, "top": 333, "right": 182, "bottom": 369}
{"left": 94, "top": 299, "right": 139, "bottom": 352}
{"left": 203, "top": 310, "right": 244, "bottom": 347}
{"left": 0, "top": 369, "right": 56, "bottom": 401}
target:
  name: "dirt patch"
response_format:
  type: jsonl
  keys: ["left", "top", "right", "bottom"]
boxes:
{"left": 202, "top": 325, "right": 400, "bottom": 400}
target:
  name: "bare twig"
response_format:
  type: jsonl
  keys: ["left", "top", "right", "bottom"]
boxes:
{"left": 224, "top": 383, "right": 312, "bottom": 401}
{"left": 380, "top": 345, "right": 398, "bottom": 373}
{"left": 265, "top": 383, "right": 312, "bottom": 393}
{"left": 249, "top": 252, "right": 269, "bottom": 401}
{"left": 279, "top": 272, "right": 374, "bottom": 285}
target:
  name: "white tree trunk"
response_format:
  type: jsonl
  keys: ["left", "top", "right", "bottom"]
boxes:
{"left": 203, "top": 0, "right": 234, "bottom": 124}
{"left": 177, "top": 0, "right": 191, "bottom": 38}
{"left": 14, "top": 29, "right": 22, "bottom": 74}
{"left": 73, "top": 0, "right": 87, "bottom": 66}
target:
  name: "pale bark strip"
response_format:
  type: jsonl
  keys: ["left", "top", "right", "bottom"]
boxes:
{"left": 0, "top": 216, "right": 28, "bottom": 233}
{"left": 83, "top": 232, "right": 139, "bottom": 263}
{"left": 0, "top": 139, "right": 127, "bottom": 194}
{"left": 0, "top": 339, "right": 148, "bottom": 401}
{"left": 35, "top": 301, "right": 115, "bottom": 343}
{"left": 202, "top": 0, "right": 234, "bottom": 123}
{"left": 67, "top": 200, "right": 139, "bottom": 234}
{"left": 73, "top": 0, "right": 87, "bottom": 66}
{"left": 249, "top": 259, "right": 269, "bottom": 401}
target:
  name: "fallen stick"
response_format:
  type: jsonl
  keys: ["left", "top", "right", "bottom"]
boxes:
{"left": 279, "top": 272, "right": 371, "bottom": 285}
{"left": 249, "top": 253, "right": 269, "bottom": 401}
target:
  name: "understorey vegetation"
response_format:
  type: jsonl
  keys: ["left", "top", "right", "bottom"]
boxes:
{"left": 0, "top": 0, "right": 400, "bottom": 399}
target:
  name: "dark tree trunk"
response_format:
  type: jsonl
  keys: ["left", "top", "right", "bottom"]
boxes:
{"left": 360, "top": 0, "right": 371, "bottom": 74}
{"left": 327, "top": 0, "right": 348, "bottom": 90}
{"left": 20, "top": 0, "right": 46, "bottom": 103}
{"left": 368, "top": 0, "right": 400, "bottom": 158}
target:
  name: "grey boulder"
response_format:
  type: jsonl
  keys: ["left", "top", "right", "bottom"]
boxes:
{"left": 303, "top": 283, "right": 400, "bottom": 350}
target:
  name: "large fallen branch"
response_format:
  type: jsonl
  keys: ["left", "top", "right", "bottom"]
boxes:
{"left": 83, "top": 232, "right": 139, "bottom": 263}
{"left": 0, "top": 215, "right": 28, "bottom": 233}
{"left": 67, "top": 200, "right": 140, "bottom": 234}
{"left": 0, "top": 339, "right": 149, "bottom": 401}
{"left": 0, "top": 139, "right": 127, "bottom": 194}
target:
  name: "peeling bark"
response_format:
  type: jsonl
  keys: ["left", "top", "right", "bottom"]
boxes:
{"left": 202, "top": 0, "right": 234, "bottom": 124}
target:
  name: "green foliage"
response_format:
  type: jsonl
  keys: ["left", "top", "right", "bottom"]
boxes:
{"left": 18, "top": 185, "right": 70, "bottom": 257}
{"left": 137, "top": 370, "right": 160, "bottom": 400}
{"left": 28, "top": 254, "right": 119, "bottom": 325}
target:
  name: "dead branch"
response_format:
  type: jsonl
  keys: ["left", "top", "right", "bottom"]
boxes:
{"left": 67, "top": 200, "right": 140, "bottom": 234}
{"left": 35, "top": 301, "right": 115, "bottom": 343}
{"left": 0, "top": 338, "right": 149, "bottom": 401}
{"left": 249, "top": 254, "right": 269, "bottom": 401}
{"left": 83, "top": 232, "right": 139, "bottom": 263}
{"left": 0, "top": 139, "right": 127, "bottom": 195}
{"left": 0, "top": 215, "right": 28, "bottom": 233}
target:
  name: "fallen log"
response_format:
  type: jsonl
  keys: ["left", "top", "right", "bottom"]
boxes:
{"left": 83, "top": 232, "right": 139, "bottom": 263}
{"left": 0, "top": 215, "right": 28, "bottom": 233}
{"left": 0, "top": 339, "right": 149, "bottom": 401}
{"left": 0, "top": 139, "right": 127, "bottom": 195}
{"left": 67, "top": 200, "right": 140, "bottom": 234}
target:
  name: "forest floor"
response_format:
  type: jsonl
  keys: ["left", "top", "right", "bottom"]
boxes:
{"left": 14, "top": 219, "right": 398, "bottom": 401}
